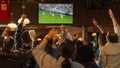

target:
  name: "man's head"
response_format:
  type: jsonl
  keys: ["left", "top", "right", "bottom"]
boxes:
{"left": 22, "top": 30, "right": 32, "bottom": 43}
{"left": 21, "top": 14, "right": 27, "bottom": 19}
{"left": 60, "top": 25, "right": 65, "bottom": 31}
{"left": 58, "top": 39, "right": 75, "bottom": 58}
{"left": 106, "top": 32, "right": 118, "bottom": 43}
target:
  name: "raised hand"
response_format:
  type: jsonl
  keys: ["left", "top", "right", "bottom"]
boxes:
{"left": 108, "top": 9, "right": 119, "bottom": 27}
{"left": 92, "top": 18, "right": 98, "bottom": 26}
{"left": 92, "top": 18, "right": 104, "bottom": 33}
{"left": 108, "top": 9, "right": 115, "bottom": 19}
{"left": 47, "top": 28, "right": 57, "bottom": 39}
{"left": 5, "top": 26, "right": 10, "bottom": 32}
{"left": 1, "top": 26, "right": 10, "bottom": 37}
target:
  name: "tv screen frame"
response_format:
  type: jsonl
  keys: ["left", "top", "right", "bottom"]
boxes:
{"left": 38, "top": 3, "right": 73, "bottom": 24}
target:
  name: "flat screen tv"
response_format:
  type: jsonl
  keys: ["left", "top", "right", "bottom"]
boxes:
{"left": 38, "top": 3, "right": 73, "bottom": 24}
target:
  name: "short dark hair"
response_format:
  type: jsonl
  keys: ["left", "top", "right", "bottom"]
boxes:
{"left": 107, "top": 32, "right": 118, "bottom": 43}
{"left": 22, "top": 30, "right": 31, "bottom": 43}
{"left": 76, "top": 45, "right": 95, "bottom": 63}
{"left": 59, "top": 39, "right": 75, "bottom": 68}
{"left": 98, "top": 33, "right": 107, "bottom": 46}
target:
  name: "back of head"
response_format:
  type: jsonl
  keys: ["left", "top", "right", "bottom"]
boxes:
{"left": 60, "top": 39, "right": 75, "bottom": 58}
{"left": 106, "top": 32, "right": 118, "bottom": 43}
{"left": 98, "top": 33, "right": 107, "bottom": 46}
{"left": 59, "top": 39, "right": 75, "bottom": 68}
{"left": 76, "top": 45, "right": 95, "bottom": 63}
{"left": 22, "top": 30, "right": 32, "bottom": 43}
{"left": 76, "top": 41, "right": 83, "bottom": 52}
{"left": 60, "top": 25, "right": 65, "bottom": 31}
{"left": 21, "top": 14, "right": 27, "bottom": 19}
{"left": 3, "top": 36, "right": 14, "bottom": 51}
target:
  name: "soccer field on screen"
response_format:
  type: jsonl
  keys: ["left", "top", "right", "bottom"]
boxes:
{"left": 38, "top": 11, "right": 73, "bottom": 24}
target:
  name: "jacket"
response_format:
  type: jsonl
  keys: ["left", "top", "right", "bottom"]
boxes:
{"left": 100, "top": 42, "right": 120, "bottom": 68}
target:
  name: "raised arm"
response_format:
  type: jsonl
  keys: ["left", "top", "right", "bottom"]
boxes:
{"left": 40, "top": 29, "right": 57, "bottom": 47}
{"left": 14, "top": 15, "right": 25, "bottom": 50}
{"left": 109, "top": 9, "right": 120, "bottom": 37}
{"left": 1, "top": 26, "right": 10, "bottom": 38}
{"left": 92, "top": 18, "right": 104, "bottom": 33}
{"left": 0, "top": 26, "right": 10, "bottom": 50}
{"left": 108, "top": 9, "right": 119, "bottom": 27}
{"left": 32, "top": 28, "right": 57, "bottom": 67}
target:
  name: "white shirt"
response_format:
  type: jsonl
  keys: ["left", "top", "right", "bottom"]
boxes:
{"left": 100, "top": 42, "right": 120, "bottom": 68}
{"left": 18, "top": 18, "right": 30, "bottom": 26}
{"left": 32, "top": 45, "right": 85, "bottom": 68}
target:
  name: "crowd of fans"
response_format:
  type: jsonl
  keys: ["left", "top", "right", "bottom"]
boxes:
{"left": 0, "top": 9, "right": 120, "bottom": 68}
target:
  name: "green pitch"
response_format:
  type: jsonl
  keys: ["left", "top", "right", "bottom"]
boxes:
{"left": 38, "top": 11, "right": 73, "bottom": 24}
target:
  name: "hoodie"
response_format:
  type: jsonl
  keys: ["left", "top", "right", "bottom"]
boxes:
{"left": 100, "top": 42, "right": 120, "bottom": 68}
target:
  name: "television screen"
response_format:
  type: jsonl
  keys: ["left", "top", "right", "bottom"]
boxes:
{"left": 38, "top": 4, "right": 73, "bottom": 24}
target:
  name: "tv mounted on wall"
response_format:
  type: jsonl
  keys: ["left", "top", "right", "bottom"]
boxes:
{"left": 38, "top": 3, "right": 73, "bottom": 24}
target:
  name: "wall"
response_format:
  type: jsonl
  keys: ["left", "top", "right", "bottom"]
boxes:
{"left": 0, "top": 1, "right": 120, "bottom": 27}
